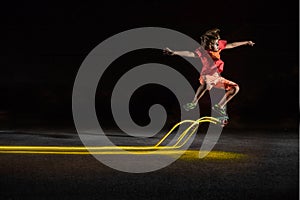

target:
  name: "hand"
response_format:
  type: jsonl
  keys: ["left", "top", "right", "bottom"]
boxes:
{"left": 247, "top": 41, "right": 255, "bottom": 46}
{"left": 163, "top": 47, "right": 175, "bottom": 56}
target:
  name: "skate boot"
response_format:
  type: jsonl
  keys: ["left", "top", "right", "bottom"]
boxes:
{"left": 212, "top": 104, "right": 227, "bottom": 116}
{"left": 183, "top": 102, "right": 197, "bottom": 111}
{"left": 212, "top": 104, "right": 229, "bottom": 126}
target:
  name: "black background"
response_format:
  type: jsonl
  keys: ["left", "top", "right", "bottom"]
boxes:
{"left": 0, "top": 0, "right": 298, "bottom": 131}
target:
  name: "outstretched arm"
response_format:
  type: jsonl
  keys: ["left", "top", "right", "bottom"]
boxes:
{"left": 225, "top": 41, "right": 255, "bottom": 49}
{"left": 163, "top": 47, "right": 196, "bottom": 58}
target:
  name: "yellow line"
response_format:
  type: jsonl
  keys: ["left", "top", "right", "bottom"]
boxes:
{"left": 0, "top": 150, "right": 188, "bottom": 155}
{"left": 0, "top": 150, "right": 246, "bottom": 161}
{"left": 0, "top": 117, "right": 221, "bottom": 155}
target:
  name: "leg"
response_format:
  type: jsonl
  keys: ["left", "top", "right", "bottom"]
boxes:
{"left": 218, "top": 84, "right": 240, "bottom": 109}
{"left": 211, "top": 77, "right": 239, "bottom": 116}
{"left": 192, "top": 83, "right": 207, "bottom": 104}
{"left": 183, "top": 83, "right": 207, "bottom": 111}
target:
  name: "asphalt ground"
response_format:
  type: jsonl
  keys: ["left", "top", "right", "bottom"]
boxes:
{"left": 0, "top": 128, "right": 298, "bottom": 200}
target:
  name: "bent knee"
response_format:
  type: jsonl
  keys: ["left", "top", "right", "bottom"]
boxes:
{"left": 201, "top": 82, "right": 208, "bottom": 90}
{"left": 229, "top": 85, "right": 239, "bottom": 94}
{"left": 234, "top": 85, "right": 240, "bottom": 93}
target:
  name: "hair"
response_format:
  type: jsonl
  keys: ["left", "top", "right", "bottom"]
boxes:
{"left": 200, "top": 28, "right": 221, "bottom": 50}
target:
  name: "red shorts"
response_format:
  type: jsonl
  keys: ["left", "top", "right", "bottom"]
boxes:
{"left": 199, "top": 72, "right": 238, "bottom": 91}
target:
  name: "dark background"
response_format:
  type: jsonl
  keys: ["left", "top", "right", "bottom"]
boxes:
{"left": 0, "top": 0, "right": 298, "bottom": 131}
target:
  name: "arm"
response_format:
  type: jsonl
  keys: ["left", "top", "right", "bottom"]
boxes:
{"left": 163, "top": 47, "right": 196, "bottom": 58}
{"left": 225, "top": 41, "right": 255, "bottom": 49}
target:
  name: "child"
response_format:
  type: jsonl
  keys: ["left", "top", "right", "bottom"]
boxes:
{"left": 164, "top": 28, "right": 254, "bottom": 119}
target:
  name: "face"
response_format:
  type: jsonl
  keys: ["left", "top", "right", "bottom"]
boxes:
{"left": 210, "top": 39, "right": 219, "bottom": 51}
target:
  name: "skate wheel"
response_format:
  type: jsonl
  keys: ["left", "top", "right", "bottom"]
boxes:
{"left": 222, "top": 119, "right": 228, "bottom": 126}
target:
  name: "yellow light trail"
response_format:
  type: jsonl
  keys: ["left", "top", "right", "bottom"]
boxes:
{"left": 0, "top": 150, "right": 246, "bottom": 160}
{"left": 0, "top": 117, "right": 245, "bottom": 160}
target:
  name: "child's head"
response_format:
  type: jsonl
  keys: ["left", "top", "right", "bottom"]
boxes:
{"left": 200, "top": 28, "right": 221, "bottom": 51}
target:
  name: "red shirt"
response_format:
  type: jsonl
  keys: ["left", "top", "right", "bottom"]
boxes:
{"left": 194, "top": 40, "right": 227, "bottom": 75}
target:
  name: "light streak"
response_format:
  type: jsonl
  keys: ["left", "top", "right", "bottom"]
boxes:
{"left": 0, "top": 150, "right": 245, "bottom": 160}
{"left": 0, "top": 117, "right": 245, "bottom": 160}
